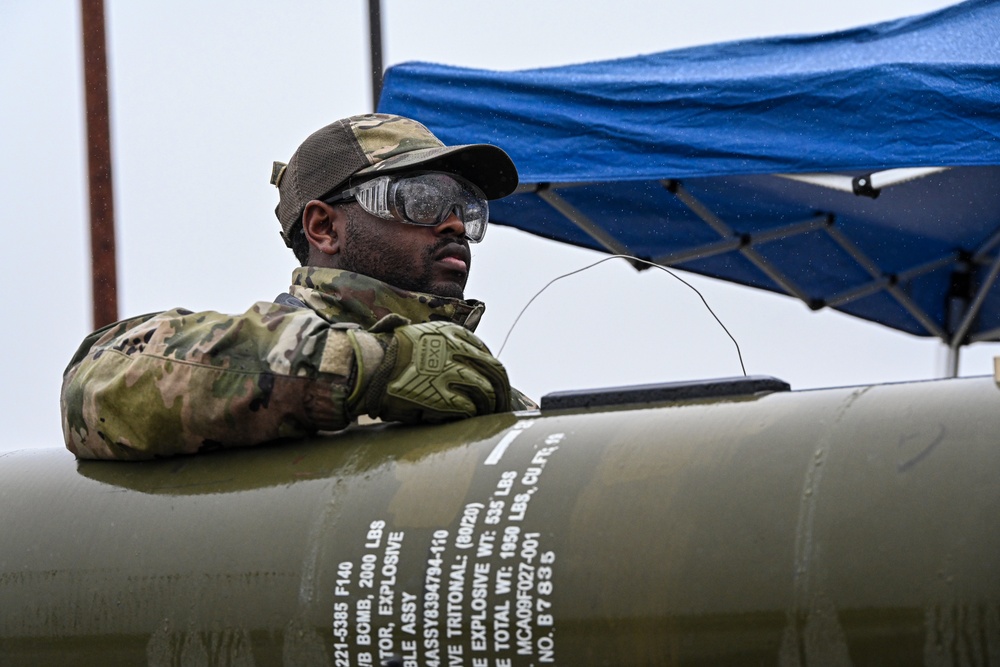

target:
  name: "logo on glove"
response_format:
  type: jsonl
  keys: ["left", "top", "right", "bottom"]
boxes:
{"left": 416, "top": 335, "right": 447, "bottom": 374}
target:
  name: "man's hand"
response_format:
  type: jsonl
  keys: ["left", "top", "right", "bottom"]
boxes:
{"left": 350, "top": 321, "right": 512, "bottom": 423}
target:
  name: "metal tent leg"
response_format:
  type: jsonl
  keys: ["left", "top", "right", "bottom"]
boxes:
{"left": 944, "top": 344, "right": 960, "bottom": 378}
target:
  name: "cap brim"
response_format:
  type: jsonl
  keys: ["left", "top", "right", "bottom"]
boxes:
{"left": 353, "top": 144, "right": 518, "bottom": 200}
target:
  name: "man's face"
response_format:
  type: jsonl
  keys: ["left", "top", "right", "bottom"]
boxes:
{"left": 337, "top": 203, "right": 472, "bottom": 300}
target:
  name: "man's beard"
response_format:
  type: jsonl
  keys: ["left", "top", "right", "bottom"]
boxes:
{"left": 339, "top": 214, "right": 468, "bottom": 299}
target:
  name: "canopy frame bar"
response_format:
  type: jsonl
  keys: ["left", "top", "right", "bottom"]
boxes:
{"left": 940, "top": 231, "right": 1000, "bottom": 375}
{"left": 528, "top": 183, "right": 831, "bottom": 272}
{"left": 940, "top": 231, "right": 1000, "bottom": 370}
{"left": 652, "top": 237, "right": 742, "bottom": 266}
{"left": 649, "top": 215, "right": 829, "bottom": 267}
{"left": 949, "top": 250, "right": 1000, "bottom": 350}
{"left": 535, "top": 186, "right": 633, "bottom": 257}
{"left": 523, "top": 176, "right": 985, "bottom": 348}
{"left": 971, "top": 324, "right": 1000, "bottom": 343}
{"left": 666, "top": 179, "right": 943, "bottom": 337}
{"left": 823, "top": 225, "right": 945, "bottom": 339}
{"left": 973, "top": 226, "right": 1000, "bottom": 263}
{"left": 664, "top": 181, "right": 813, "bottom": 303}
{"left": 824, "top": 253, "right": 957, "bottom": 309}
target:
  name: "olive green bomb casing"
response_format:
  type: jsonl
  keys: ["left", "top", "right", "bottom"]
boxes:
{"left": 2, "top": 375, "right": 999, "bottom": 665}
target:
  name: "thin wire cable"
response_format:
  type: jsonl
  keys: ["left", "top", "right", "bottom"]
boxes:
{"left": 496, "top": 254, "right": 747, "bottom": 376}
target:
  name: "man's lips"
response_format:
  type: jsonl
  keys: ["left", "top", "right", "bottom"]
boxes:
{"left": 434, "top": 244, "right": 471, "bottom": 273}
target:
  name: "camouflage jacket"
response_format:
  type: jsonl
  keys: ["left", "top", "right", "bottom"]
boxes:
{"left": 61, "top": 268, "right": 534, "bottom": 460}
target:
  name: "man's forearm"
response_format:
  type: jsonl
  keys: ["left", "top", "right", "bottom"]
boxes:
{"left": 61, "top": 304, "right": 356, "bottom": 459}
{"left": 61, "top": 302, "right": 522, "bottom": 460}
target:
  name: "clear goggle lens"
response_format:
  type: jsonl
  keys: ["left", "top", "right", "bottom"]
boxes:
{"left": 327, "top": 172, "right": 489, "bottom": 243}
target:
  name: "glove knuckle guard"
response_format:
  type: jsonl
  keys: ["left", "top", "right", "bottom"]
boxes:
{"left": 358, "top": 321, "right": 512, "bottom": 423}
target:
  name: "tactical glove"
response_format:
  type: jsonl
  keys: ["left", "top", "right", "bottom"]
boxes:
{"left": 349, "top": 321, "right": 512, "bottom": 423}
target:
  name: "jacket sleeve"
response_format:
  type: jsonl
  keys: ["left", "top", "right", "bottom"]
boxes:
{"left": 60, "top": 302, "right": 380, "bottom": 460}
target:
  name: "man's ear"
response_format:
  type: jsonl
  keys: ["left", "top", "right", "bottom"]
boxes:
{"left": 302, "top": 200, "right": 345, "bottom": 257}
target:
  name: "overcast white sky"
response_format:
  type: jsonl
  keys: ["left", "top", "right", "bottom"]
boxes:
{"left": 3, "top": 0, "right": 988, "bottom": 452}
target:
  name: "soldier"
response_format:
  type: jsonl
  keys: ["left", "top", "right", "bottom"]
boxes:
{"left": 61, "top": 114, "right": 534, "bottom": 460}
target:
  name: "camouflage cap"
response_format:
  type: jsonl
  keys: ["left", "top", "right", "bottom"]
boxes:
{"left": 270, "top": 113, "right": 519, "bottom": 246}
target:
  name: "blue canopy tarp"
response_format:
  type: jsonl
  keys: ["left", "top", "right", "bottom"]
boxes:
{"left": 377, "top": 0, "right": 1000, "bottom": 360}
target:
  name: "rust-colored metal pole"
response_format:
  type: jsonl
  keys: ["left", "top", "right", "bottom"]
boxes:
{"left": 81, "top": 0, "right": 119, "bottom": 328}
{"left": 368, "top": 0, "right": 384, "bottom": 111}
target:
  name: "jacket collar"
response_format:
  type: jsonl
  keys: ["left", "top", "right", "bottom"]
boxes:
{"left": 288, "top": 267, "right": 485, "bottom": 331}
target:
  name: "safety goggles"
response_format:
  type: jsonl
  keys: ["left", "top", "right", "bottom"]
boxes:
{"left": 324, "top": 172, "right": 490, "bottom": 243}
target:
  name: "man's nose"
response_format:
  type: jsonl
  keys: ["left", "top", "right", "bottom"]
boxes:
{"left": 434, "top": 208, "right": 466, "bottom": 238}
